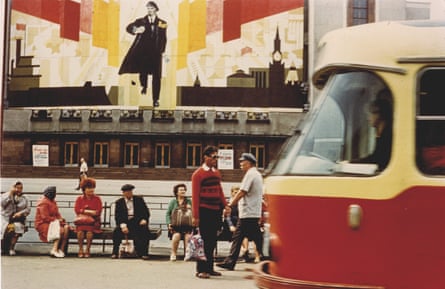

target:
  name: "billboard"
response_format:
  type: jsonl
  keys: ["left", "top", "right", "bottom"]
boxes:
{"left": 7, "top": 0, "right": 305, "bottom": 108}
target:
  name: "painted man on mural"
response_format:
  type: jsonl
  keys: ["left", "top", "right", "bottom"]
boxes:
{"left": 118, "top": 1, "right": 167, "bottom": 107}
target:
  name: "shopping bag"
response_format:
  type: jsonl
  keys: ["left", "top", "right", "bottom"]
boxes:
{"left": 47, "top": 219, "right": 60, "bottom": 242}
{"left": 118, "top": 237, "right": 137, "bottom": 258}
{"left": 184, "top": 229, "right": 207, "bottom": 261}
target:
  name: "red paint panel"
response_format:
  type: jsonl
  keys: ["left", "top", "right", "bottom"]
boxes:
{"left": 207, "top": 0, "right": 223, "bottom": 34}
{"left": 267, "top": 186, "right": 445, "bottom": 289}
{"left": 12, "top": 0, "right": 43, "bottom": 18}
{"left": 80, "top": 0, "right": 93, "bottom": 34}
{"left": 223, "top": 0, "right": 241, "bottom": 42}
{"left": 223, "top": 0, "right": 303, "bottom": 42}
{"left": 60, "top": 0, "right": 80, "bottom": 41}
{"left": 41, "top": 0, "right": 61, "bottom": 24}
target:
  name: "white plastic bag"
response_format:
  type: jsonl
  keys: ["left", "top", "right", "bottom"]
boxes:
{"left": 47, "top": 219, "right": 60, "bottom": 242}
{"left": 184, "top": 229, "right": 207, "bottom": 261}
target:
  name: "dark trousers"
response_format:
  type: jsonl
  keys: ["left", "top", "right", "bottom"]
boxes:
{"left": 139, "top": 69, "right": 161, "bottom": 102}
{"left": 197, "top": 208, "right": 222, "bottom": 273}
{"left": 112, "top": 219, "right": 150, "bottom": 257}
{"left": 224, "top": 218, "right": 263, "bottom": 267}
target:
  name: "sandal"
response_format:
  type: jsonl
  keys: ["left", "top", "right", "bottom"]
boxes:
{"left": 78, "top": 252, "right": 84, "bottom": 258}
{"left": 195, "top": 272, "right": 210, "bottom": 279}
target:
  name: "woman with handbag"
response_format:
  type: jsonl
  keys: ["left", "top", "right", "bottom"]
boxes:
{"left": 74, "top": 178, "right": 103, "bottom": 258}
{"left": 34, "top": 186, "right": 70, "bottom": 258}
{"left": 165, "top": 183, "right": 192, "bottom": 261}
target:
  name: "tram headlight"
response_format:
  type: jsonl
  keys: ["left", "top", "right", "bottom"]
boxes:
{"left": 348, "top": 204, "right": 363, "bottom": 230}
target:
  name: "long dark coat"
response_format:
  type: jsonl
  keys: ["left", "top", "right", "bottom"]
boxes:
{"left": 118, "top": 16, "right": 167, "bottom": 75}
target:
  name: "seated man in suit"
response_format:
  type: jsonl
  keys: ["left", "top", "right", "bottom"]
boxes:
{"left": 112, "top": 184, "right": 151, "bottom": 260}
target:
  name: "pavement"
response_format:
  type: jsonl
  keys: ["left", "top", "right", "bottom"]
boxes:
{"left": 1, "top": 242, "right": 259, "bottom": 289}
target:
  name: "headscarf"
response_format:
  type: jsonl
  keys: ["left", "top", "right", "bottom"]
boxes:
{"left": 43, "top": 186, "right": 57, "bottom": 200}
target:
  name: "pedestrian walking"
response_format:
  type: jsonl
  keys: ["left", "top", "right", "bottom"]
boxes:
{"left": 217, "top": 152, "right": 264, "bottom": 271}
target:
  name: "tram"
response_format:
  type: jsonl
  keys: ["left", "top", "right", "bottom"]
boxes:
{"left": 254, "top": 21, "right": 445, "bottom": 289}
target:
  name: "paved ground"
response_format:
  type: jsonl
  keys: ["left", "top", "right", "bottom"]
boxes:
{"left": 1, "top": 243, "right": 260, "bottom": 289}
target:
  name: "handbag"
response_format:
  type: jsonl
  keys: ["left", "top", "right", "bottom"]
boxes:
{"left": 118, "top": 236, "right": 137, "bottom": 258}
{"left": 73, "top": 214, "right": 95, "bottom": 226}
{"left": 47, "top": 219, "right": 60, "bottom": 242}
{"left": 184, "top": 229, "right": 207, "bottom": 261}
{"left": 171, "top": 204, "right": 193, "bottom": 230}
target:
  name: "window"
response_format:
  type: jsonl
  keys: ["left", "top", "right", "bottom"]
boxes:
{"left": 155, "top": 142, "right": 170, "bottom": 167}
{"left": 64, "top": 142, "right": 79, "bottom": 167}
{"left": 250, "top": 143, "right": 266, "bottom": 169}
{"left": 218, "top": 143, "right": 233, "bottom": 150}
{"left": 187, "top": 142, "right": 202, "bottom": 168}
{"left": 94, "top": 142, "right": 109, "bottom": 167}
{"left": 416, "top": 68, "right": 445, "bottom": 175}
{"left": 124, "top": 142, "right": 139, "bottom": 168}
{"left": 348, "top": 0, "right": 375, "bottom": 26}
{"left": 271, "top": 71, "right": 391, "bottom": 176}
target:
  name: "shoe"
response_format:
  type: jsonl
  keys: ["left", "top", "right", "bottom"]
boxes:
{"left": 216, "top": 262, "right": 234, "bottom": 271}
{"left": 195, "top": 272, "right": 210, "bottom": 279}
{"left": 141, "top": 87, "right": 147, "bottom": 94}
{"left": 50, "top": 249, "right": 64, "bottom": 258}
{"left": 209, "top": 271, "right": 222, "bottom": 276}
{"left": 154, "top": 101, "right": 159, "bottom": 107}
{"left": 84, "top": 253, "right": 90, "bottom": 258}
{"left": 78, "top": 252, "right": 84, "bottom": 258}
{"left": 9, "top": 250, "right": 16, "bottom": 256}
{"left": 170, "top": 254, "right": 176, "bottom": 261}
{"left": 254, "top": 256, "right": 261, "bottom": 263}
{"left": 141, "top": 255, "right": 150, "bottom": 260}
{"left": 111, "top": 254, "right": 118, "bottom": 259}
{"left": 242, "top": 250, "right": 250, "bottom": 262}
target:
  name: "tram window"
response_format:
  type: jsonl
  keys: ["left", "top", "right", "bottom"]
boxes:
{"left": 416, "top": 69, "right": 445, "bottom": 175}
{"left": 274, "top": 71, "right": 391, "bottom": 176}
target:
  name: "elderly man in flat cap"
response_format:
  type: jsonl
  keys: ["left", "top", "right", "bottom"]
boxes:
{"left": 118, "top": 1, "right": 167, "bottom": 107}
{"left": 217, "top": 153, "right": 264, "bottom": 270}
{"left": 112, "top": 184, "right": 151, "bottom": 260}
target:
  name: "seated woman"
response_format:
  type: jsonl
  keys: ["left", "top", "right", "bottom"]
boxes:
{"left": 1, "top": 181, "right": 31, "bottom": 256}
{"left": 74, "top": 178, "right": 103, "bottom": 258}
{"left": 34, "top": 186, "right": 70, "bottom": 258}
{"left": 166, "top": 183, "right": 192, "bottom": 261}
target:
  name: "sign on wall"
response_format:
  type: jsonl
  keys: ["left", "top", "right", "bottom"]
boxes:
{"left": 32, "top": 145, "right": 49, "bottom": 167}
{"left": 218, "top": 149, "right": 234, "bottom": 170}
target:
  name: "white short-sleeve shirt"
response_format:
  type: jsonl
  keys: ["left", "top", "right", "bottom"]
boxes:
{"left": 238, "top": 167, "right": 263, "bottom": 219}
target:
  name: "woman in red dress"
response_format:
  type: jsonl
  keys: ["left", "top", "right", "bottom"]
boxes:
{"left": 34, "top": 186, "right": 70, "bottom": 258}
{"left": 74, "top": 178, "right": 102, "bottom": 258}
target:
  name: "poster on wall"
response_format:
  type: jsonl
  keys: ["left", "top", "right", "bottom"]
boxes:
{"left": 218, "top": 149, "right": 234, "bottom": 170}
{"left": 7, "top": 0, "right": 305, "bottom": 109}
{"left": 32, "top": 144, "right": 49, "bottom": 167}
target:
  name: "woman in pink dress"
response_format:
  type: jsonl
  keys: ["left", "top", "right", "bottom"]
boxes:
{"left": 74, "top": 178, "right": 103, "bottom": 258}
{"left": 34, "top": 186, "right": 70, "bottom": 258}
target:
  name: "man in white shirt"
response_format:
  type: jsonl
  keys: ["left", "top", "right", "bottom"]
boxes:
{"left": 217, "top": 153, "right": 264, "bottom": 270}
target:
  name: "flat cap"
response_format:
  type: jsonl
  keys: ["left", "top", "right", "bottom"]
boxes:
{"left": 121, "top": 184, "right": 135, "bottom": 191}
{"left": 239, "top": 153, "right": 257, "bottom": 164}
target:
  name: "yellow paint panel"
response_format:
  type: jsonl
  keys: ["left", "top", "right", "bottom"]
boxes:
{"left": 107, "top": 0, "right": 120, "bottom": 66}
{"left": 177, "top": 0, "right": 190, "bottom": 70}
{"left": 189, "top": 0, "right": 206, "bottom": 52}
{"left": 92, "top": 0, "right": 108, "bottom": 49}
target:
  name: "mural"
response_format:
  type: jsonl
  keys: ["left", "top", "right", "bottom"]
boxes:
{"left": 7, "top": 0, "right": 305, "bottom": 108}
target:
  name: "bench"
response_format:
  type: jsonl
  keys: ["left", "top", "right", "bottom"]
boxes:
{"left": 66, "top": 201, "right": 162, "bottom": 253}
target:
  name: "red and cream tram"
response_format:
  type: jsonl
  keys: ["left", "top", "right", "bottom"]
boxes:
{"left": 255, "top": 20, "right": 445, "bottom": 289}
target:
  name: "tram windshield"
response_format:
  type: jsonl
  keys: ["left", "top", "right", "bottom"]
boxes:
{"left": 273, "top": 71, "right": 392, "bottom": 176}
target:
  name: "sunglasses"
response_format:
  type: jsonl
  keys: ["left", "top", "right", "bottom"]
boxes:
{"left": 210, "top": 155, "right": 219, "bottom": 159}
